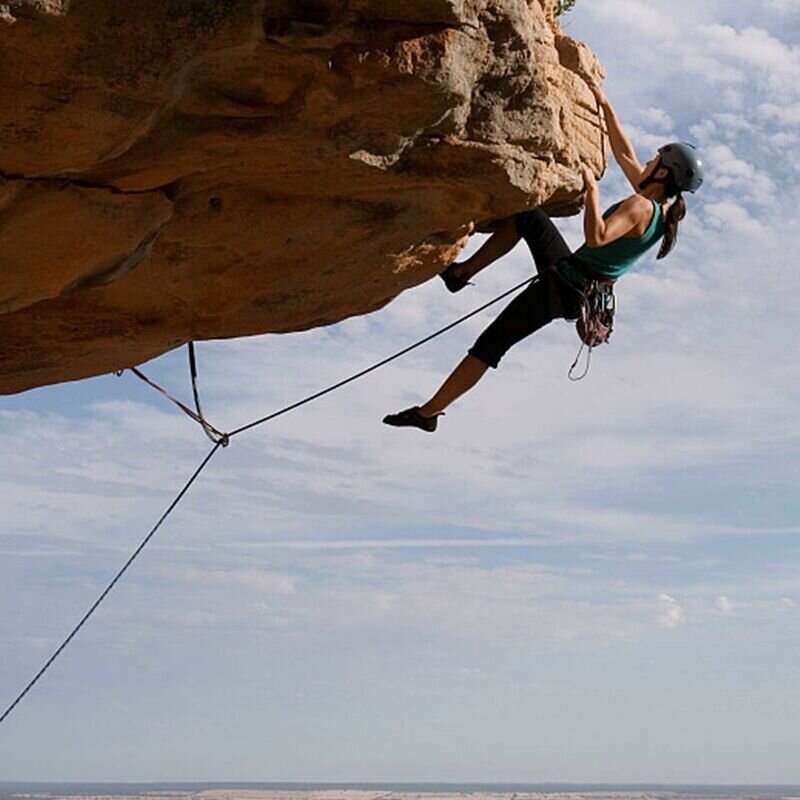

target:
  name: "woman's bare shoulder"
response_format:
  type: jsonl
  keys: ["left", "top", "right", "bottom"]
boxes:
{"left": 613, "top": 193, "right": 653, "bottom": 219}
{"left": 620, "top": 193, "right": 653, "bottom": 209}
{"left": 614, "top": 194, "right": 657, "bottom": 237}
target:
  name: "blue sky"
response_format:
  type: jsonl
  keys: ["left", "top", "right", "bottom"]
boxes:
{"left": 2, "top": 0, "right": 800, "bottom": 783}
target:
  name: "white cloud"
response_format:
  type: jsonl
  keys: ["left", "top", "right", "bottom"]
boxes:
{"left": 702, "top": 200, "right": 768, "bottom": 236}
{"left": 721, "top": 87, "right": 745, "bottom": 109}
{"left": 677, "top": 52, "right": 745, "bottom": 87}
{"left": 758, "top": 102, "right": 800, "bottom": 126}
{"left": 715, "top": 594, "right": 734, "bottom": 613}
{"left": 700, "top": 25, "right": 800, "bottom": 93}
{"left": 636, "top": 106, "right": 674, "bottom": 133}
{"left": 590, "top": 0, "right": 679, "bottom": 39}
{"left": 156, "top": 609, "right": 220, "bottom": 627}
{"left": 770, "top": 131, "right": 800, "bottom": 149}
{"left": 185, "top": 567, "right": 298, "bottom": 595}
{"left": 701, "top": 143, "right": 777, "bottom": 206}
{"left": 766, "top": 0, "right": 800, "bottom": 11}
{"left": 658, "top": 593, "right": 687, "bottom": 628}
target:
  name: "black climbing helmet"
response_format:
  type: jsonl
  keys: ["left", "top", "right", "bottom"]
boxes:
{"left": 658, "top": 142, "right": 704, "bottom": 193}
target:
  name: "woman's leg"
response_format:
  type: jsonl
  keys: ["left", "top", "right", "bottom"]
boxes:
{"left": 450, "top": 210, "right": 572, "bottom": 284}
{"left": 418, "top": 355, "right": 488, "bottom": 417}
{"left": 420, "top": 278, "right": 555, "bottom": 416}
{"left": 449, "top": 217, "right": 520, "bottom": 281}
{"left": 384, "top": 214, "right": 575, "bottom": 430}
{"left": 515, "top": 209, "right": 573, "bottom": 274}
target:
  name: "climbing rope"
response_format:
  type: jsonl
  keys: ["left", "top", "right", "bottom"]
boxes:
{"left": 228, "top": 275, "right": 536, "bottom": 437}
{"left": 0, "top": 442, "right": 222, "bottom": 727}
{"left": 0, "top": 272, "right": 538, "bottom": 727}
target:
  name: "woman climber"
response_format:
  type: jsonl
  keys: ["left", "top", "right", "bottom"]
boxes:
{"left": 383, "top": 82, "right": 704, "bottom": 433}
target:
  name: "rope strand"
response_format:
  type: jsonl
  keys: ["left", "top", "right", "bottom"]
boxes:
{"left": 0, "top": 441, "right": 223, "bottom": 726}
{"left": 228, "top": 275, "right": 536, "bottom": 438}
{"left": 1, "top": 273, "right": 537, "bottom": 726}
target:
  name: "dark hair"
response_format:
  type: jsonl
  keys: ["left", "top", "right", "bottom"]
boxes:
{"left": 656, "top": 170, "right": 686, "bottom": 260}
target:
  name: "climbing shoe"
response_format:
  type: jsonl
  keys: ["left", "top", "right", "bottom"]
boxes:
{"left": 383, "top": 406, "right": 441, "bottom": 433}
{"left": 439, "top": 263, "right": 471, "bottom": 293}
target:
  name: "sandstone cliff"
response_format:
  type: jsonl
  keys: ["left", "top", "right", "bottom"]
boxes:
{"left": 0, "top": 0, "right": 605, "bottom": 394}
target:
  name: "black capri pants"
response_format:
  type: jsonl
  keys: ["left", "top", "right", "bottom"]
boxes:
{"left": 468, "top": 210, "right": 583, "bottom": 369}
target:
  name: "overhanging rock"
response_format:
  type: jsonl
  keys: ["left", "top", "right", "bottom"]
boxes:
{"left": 0, "top": 0, "right": 605, "bottom": 394}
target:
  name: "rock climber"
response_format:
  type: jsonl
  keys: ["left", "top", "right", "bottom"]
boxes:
{"left": 383, "top": 81, "right": 704, "bottom": 433}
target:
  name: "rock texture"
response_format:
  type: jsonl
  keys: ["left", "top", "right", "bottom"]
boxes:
{"left": 0, "top": 0, "right": 605, "bottom": 394}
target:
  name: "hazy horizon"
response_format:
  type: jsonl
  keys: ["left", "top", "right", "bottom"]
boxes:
{"left": 3, "top": 782, "right": 800, "bottom": 791}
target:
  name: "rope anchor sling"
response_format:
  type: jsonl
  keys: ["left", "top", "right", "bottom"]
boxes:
{"left": 116, "top": 342, "right": 229, "bottom": 446}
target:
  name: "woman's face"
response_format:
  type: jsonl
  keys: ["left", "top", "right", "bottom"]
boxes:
{"left": 642, "top": 156, "right": 670, "bottom": 184}
{"left": 643, "top": 156, "right": 660, "bottom": 178}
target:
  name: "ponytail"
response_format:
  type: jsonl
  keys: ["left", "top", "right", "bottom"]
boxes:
{"left": 656, "top": 186, "right": 686, "bottom": 260}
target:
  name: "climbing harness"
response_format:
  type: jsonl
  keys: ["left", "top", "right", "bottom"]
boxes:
{"left": 1, "top": 273, "right": 541, "bottom": 727}
{"left": 569, "top": 278, "right": 616, "bottom": 382}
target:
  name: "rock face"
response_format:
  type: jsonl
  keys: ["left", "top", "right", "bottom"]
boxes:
{"left": 0, "top": 0, "right": 605, "bottom": 394}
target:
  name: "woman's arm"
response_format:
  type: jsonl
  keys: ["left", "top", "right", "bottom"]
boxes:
{"left": 581, "top": 167, "right": 648, "bottom": 247}
{"left": 587, "top": 82, "right": 645, "bottom": 191}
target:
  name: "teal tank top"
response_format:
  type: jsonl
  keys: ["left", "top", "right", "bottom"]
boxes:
{"left": 565, "top": 198, "right": 665, "bottom": 283}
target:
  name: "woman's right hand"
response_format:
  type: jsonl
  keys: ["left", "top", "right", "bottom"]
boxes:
{"left": 581, "top": 164, "right": 598, "bottom": 192}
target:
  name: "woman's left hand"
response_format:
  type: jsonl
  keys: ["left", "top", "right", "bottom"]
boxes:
{"left": 586, "top": 79, "right": 609, "bottom": 108}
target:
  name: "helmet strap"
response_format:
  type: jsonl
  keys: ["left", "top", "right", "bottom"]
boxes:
{"left": 640, "top": 158, "right": 680, "bottom": 197}
{"left": 639, "top": 157, "right": 665, "bottom": 192}
{"left": 639, "top": 174, "right": 669, "bottom": 193}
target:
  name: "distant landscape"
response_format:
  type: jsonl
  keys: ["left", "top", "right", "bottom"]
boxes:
{"left": 2, "top": 785, "right": 800, "bottom": 800}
